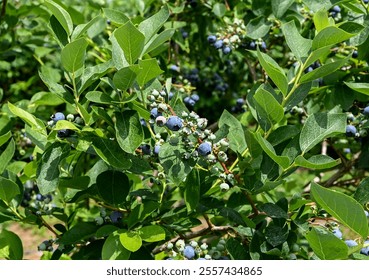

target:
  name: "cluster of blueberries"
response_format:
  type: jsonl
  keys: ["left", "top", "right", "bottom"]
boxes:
{"left": 49, "top": 112, "right": 79, "bottom": 138}
{"left": 207, "top": 35, "right": 232, "bottom": 55}
{"left": 231, "top": 97, "right": 246, "bottom": 114}
{"left": 21, "top": 180, "right": 55, "bottom": 215}
{"left": 246, "top": 40, "right": 267, "bottom": 51}
{"left": 329, "top": 5, "right": 341, "bottom": 17}
{"left": 345, "top": 105, "right": 369, "bottom": 137}
{"left": 166, "top": 238, "right": 229, "bottom": 260}
{"left": 95, "top": 208, "right": 123, "bottom": 226}
{"left": 184, "top": 93, "right": 200, "bottom": 107}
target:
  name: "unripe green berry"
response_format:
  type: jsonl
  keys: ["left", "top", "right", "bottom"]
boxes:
{"left": 200, "top": 243, "right": 208, "bottom": 250}
{"left": 220, "top": 182, "right": 230, "bottom": 192}
{"left": 167, "top": 242, "right": 174, "bottom": 250}
{"left": 66, "top": 114, "right": 74, "bottom": 121}
{"left": 190, "top": 240, "right": 198, "bottom": 248}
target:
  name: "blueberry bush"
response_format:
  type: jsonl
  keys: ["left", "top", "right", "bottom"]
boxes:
{"left": 1, "top": 0, "right": 369, "bottom": 260}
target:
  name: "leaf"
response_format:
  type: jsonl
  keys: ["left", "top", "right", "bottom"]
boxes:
{"left": 36, "top": 142, "right": 71, "bottom": 195}
{"left": 138, "top": 5, "right": 169, "bottom": 43}
{"left": 71, "top": 15, "right": 101, "bottom": 41}
{"left": 102, "top": 231, "right": 130, "bottom": 260}
{"left": 0, "top": 177, "right": 20, "bottom": 204}
{"left": 299, "top": 112, "right": 346, "bottom": 153}
{"left": 246, "top": 16, "right": 270, "bottom": 40}
{"left": 115, "top": 110, "right": 144, "bottom": 154}
{"left": 218, "top": 110, "right": 247, "bottom": 154}
{"left": 268, "top": 125, "right": 300, "bottom": 146}
{"left": 96, "top": 170, "right": 130, "bottom": 206}
{"left": 45, "top": 0, "right": 73, "bottom": 36}
{"left": 253, "top": 86, "right": 284, "bottom": 131}
{"left": 312, "top": 26, "right": 356, "bottom": 50}
{"left": 59, "top": 222, "right": 99, "bottom": 245}
{"left": 8, "top": 103, "right": 45, "bottom": 132}
{"left": 139, "top": 225, "right": 166, "bottom": 242}
{"left": 271, "top": 0, "right": 294, "bottom": 18}
{"left": 212, "top": 3, "right": 226, "bottom": 17}
{"left": 284, "top": 82, "right": 312, "bottom": 111}
{"left": 300, "top": 57, "right": 350, "bottom": 84}
{"left": 354, "top": 177, "right": 369, "bottom": 205}
{"left": 144, "top": 29, "right": 175, "bottom": 54}
{"left": 119, "top": 231, "right": 142, "bottom": 252}
{"left": 103, "top": 8, "right": 129, "bottom": 25}
{"left": 184, "top": 169, "right": 200, "bottom": 213}
{"left": 265, "top": 224, "right": 289, "bottom": 247}
{"left": 113, "top": 67, "right": 138, "bottom": 92}
{"left": 344, "top": 82, "right": 369, "bottom": 96}
{"left": 259, "top": 203, "right": 288, "bottom": 219}
{"left": 294, "top": 155, "right": 341, "bottom": 170}
{"left": 136, "top": 58, "right": 164, "bottom": 88}
{"left": 54, "top": 120, "right": 80, "bottom": 131}
{"left": 306, "top": 227, "right": 348, "bottom": 260}
{"left": 257, "top": 48, "right": 288, "bottom": 95}
{"left": 0, "top": 139, "right": 15, "bottom": 174}
{"left": 282, "top": 21, "right": 312, "bottom": 59}
{"left": 303, "top": 46, "right": 331, "bottom": 73}
{"left": 127, "top": 201, "right": 159, "bottom": 228}
{"left": 59, "top": 176, "right": 90, "bottom": 190}
{"left": 313, "top": 9, "right": 330, "bottom": 33}
{"left": 0, "top": 132, "right": 12, "bottom": 147}
{"left": 85, "top": 91, "right": 113, "bottom": 104}
{"left": 78, "top": 60, "right": 113, "bottom": 94}
{"left": 255, "top": 133, "right": 290, "bottom": 169}
{"left": 0, "top": 229, "right": 23, "bottom": 260}
{"left": 61, "top": 38, "right": 88, "bottom": 73}
{"left": 226, "top": 238, "right": 249, "bottom": 260}
{"left": 114, "top": 21, "right": 145, "bottom": 65}
{"left": 50, "top": 15, "right": 68, "bottom": 46}
{"left": 311, "top": 182, "right": 369, "bottom": 239}
{"left": 159, "top": 143, "right": 196, "bottom": 185}
{"left": 110, "top": 33, "right": 129, "bottom": 69}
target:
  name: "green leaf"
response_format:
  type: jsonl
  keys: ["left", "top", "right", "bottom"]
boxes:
{"left": 344, "top": 82, "right": 369, "bottom": 96}
{"left": 113, "top": 67, "right": 138, "bottom": 92}
{"left": 54, "top": 120, "right": 80, "bottom": 131}
{"left": 119, "top": 231, "right": 142, "bottom": 252}
{"left": 139, "top": 225, "right": 166, "bottom": 242}
{"left": 89, "top": 136, "right": 132, "bottom": 169}
{"left": 144, "top": 29, "right": 175, "bottom": 54}
{"left": 226, "top": 238, "right": 249, "bottom": 260}
{"left": 271, "top": 0, "right": 294, "bottom": 18}
{"left": 138, "top": 5, "right": 169, "bottom": 43}
{"left": 294, "top": 155, "right": 341, "bottom": 170}
{"left": 102, "top": 8, "right": 129, "bottom": 25}
{"left": 71, "top": 15, "right": 101, "bottom": 41}
{"left": 159, "top": 143, "right": 196, "bottom": 185}
{"left": 265, "top": 224, "right": 289, "bottom": 247}
{"left": 8, "top": 103, "right": 45, "bottom": 132}
{"left": 110, "top": 33, "right": 129, "bottom": 69}
{"left": 268, "top": 125, "right": 300, "bottom": 146}
{"left": 59, "top": 176, "right": 90, "bottom": 190}
{"left": 255, "top": 133, "right": 290, "bottom": 169}
{"left": 61, "top": 38, "right": 88, "bottom": 73}
{"left": 212, "top": 3, "right": 226, "bottom": 17}
{"left": 78, "top": 60, "right": 113, "bottom": 94}
{"left": 300, "top": 57, "right": 350, "bottom": 84}
{"left": 282, "top": 21, "right": 312, "bottom": 59}
{"left": 253, "top": 86, "right": 284, "bottom": 131}
{"left": 115, "top": 110, "right": 144, "bottom": 154}
{"left": 85, "top": 91, "right": 113, "bottom": 104}
{"left": 184, "top": 169, "right": 200, "bottom": 213}
{"left": 50, "top": 15, "right": 68, "bottom": 46}
{"left": 96, "top": 170, "right": 129, "bottom": 206}
{"left": 136, "top": 59, "right": 163, "bottom": 87}
{"left": 218, "top": 110, "right": 247, "bottom": 154}
{"left": 284, "top": 82, "right": 312, "bottom": 111}
{"left": 303, "top": 46, "right": 331, "bottom": 73}
{"left": 259, "top": 203, "right": 288, "bottom": 219}
{"left": 102, "top": 231, "right": 130, "bottom": 260}
{"left": 312, "top": 26, "right": 356, "bottom": 50}
{"left": 257, "top": 48, "right": 288, "bottom": 95}
{"left": 0, "top": 131, "right": 12, "bottom": 147}
{"left": 313, "top": 9, "right": 330, "bottom": 33}
{"left": 0, "top": 229, "right": 23, "bottom": 260}
{"left": 311, "top": 182, "right": 369, "bottom": 239}
{"left": 59, "top": 222, "right": 98, "bottom": 245}
{"left": 246, "top": 16, "right": 270, "bottom": 40}
{"left": 114, "top": 21, "right": 145, "bottom": 65}
{"left": 354, "top": 177, "right": 369, "bottom": 205}
{"left": 0, "top": 177, "right": 20, "bottom": 204}
{"left": 127, "top": 201, "right": 159, "bottom": 228}
{"left": 299, "top": 112, "right": 346, "bottom": 153}
{"left": 0, "top": 139, "right": 15, "bottom": 174}
{"left": 306, "top": 227, "right": 348, "bottom": 260}
{"left": 45, "top": 0, "right": 73, "bottom": 36}
{"left": 36, "top": 142, "right": 71, "bottom": 195}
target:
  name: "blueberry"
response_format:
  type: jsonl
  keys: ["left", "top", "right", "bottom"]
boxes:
{"left": 168, "top": 92, "right": 174, "bottom": 100}
{"left": 236, "top": 98, "right": 244, "bottom": 106}
{"left": 181, "top": 31, "right": 189, "bottom": 38}
{"left": 36, "top": 194, "right": 44, "bottom": 201}
{"left": 214, "top": 40, "right": 223, "bottom": 49}
{"left": 222, "top": 46, "right": 231, "bottom": 54}
{"left": 107, "top": 19, "right": 111, "bottom": 25}
{"left": 52, "top": 112, "right": 65, "bottom": 122}
{"left": 154, "top": 145, "right": 160, "bottom": 155}
{"left": 332, "top": 5, "right": 341, "bottom": 13}
{"left": 166, "top": 116, "right": 183, "bottom": 131}
{"left": 352, "top": 50, "right": 358, "bottom": 58}
{"left": 110, "top": 211, "right": 122, "bottom": 223}
{"left": 345, "top": 240, "right": 358, "bottom": 247}
{"left": 184, "top": 97, "right": 196, "bottom": 107}
{"left": 363, "top": 106, "right": 369, "bottom": 116}
{"left": 360, "top": 240, "right": 369, "bottom": 255}
{"left": 260, "top": 42, "right": 267, "bottom": 50}
{"left": 346, "top": 125, "right": 357, "bottom": 137}
{"left": 332, "top": 228, "right": 343, "bottom": 239}
{"left": 365, "top": 0, "right": 369, "bottom": 4}
{"left": 343, "top": 148, "right": 351, "bottom": 154}
{"left": 141, "top": 144, "right": 151, "bottom": 155}
{"left": 249, "top": 41, "right": 256, "bottom": 50}
{"left": 57, "top": 129, "right": 71, "bottom": 138}
{"left": 169, "top": 65, "right": 180, "bottom": 72}
{"left": 305, "top": 66, "right": 314, "bottom": 73}
{"left": 190, "top": 94, "right": 200, "bottom": 102}
{"left": 207, "top": 35, "right": 217, "bottom": 43}
{"left": 183, "top": 245, "right": 195, "bottom": 259}
{"left": 150, "top": 108, "right": 162, "bottom": 119}
{"left": 198, "top": 142, "right": 212, "bottom": 156}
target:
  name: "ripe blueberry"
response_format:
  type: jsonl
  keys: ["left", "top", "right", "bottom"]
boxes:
{"left": 346, "top": 125, "right": 357, "bottom": 137}
{"left": 190, "top": 94, "right": 200, "bottom": 102}
{"left": 150, "top": 108, "right": 162, "bottom": 119}
{"left": 52, "top": 112, "right": 65, "bottom": 122}
{"left": 166, "top": 116, "right": 183, "bottom": 131}
{"left": 140, "top": 144, "right": 151, "bottom": 155}
{"left": 332, "top": 5, "right": 341, "bottom": 13}
{"left": 207, "top": 35, "right": 217, "bottom": 44}
{"left": 352, "top": 50, "right": 358, "bottom": 58}
{"left": 363, "top": 106, "right": 369, "bottom": 116}
{"left": 198, "top": 142, "right": 212, "bottom": 156}
{"left": 360, "top": 240, "right": 369, "bottom": 255}
{"left": 154, "top": 145, "right": 160, "bottom": 155}
{"left": 183, "top": 245, "right": 195, "bottom": 259}
{"left": 222, "top": 46, "right": 231, "bottom": 54}
{"left": 214, "top": 40, "right": 223, "bottom": 49}
{"left": 332, "top": 228, "right": 342, "bottom": 239}
{"left": 110, "top": 211, "right": 122, "bottom": 223}
{"left": 345, "top": 240, "right": 358, "bottom": 247}
{"left": 57, "top": 129, "right": 71, "bottom": 138}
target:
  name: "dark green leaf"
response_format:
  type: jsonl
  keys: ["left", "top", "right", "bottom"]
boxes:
{"left": 96, "top": 170, "right": 130, "bottom": 206}
{"left": 85, "top": 91, "right": 113, "bottom": 104}
{"left": 113, "top": 67, "right": 138, "bottom": 92}
{"left": 59, "top": 222, "right": 98, "bottom": 245}
{"left": 312, "top": 26, "right": 356, "bottom": 50}
{"left": 226, "top": 238, "right": 248, "bottom": 260}
{"left": 102, "top": 231, "right": 131, "bottom": 260}
{"left": 344, "top": 82, "right": 369, "bottom": 96}
{"left": 265, "top": 224, "right": 289, "bottom": 247}
{"left": 135, "top": 59, "right": 163, "bottom": 87}
{"left": 61, "top": 38, "right": 88, "bottom": 73}
{"left": 0, "top": 177, "right": 20, "bottom": 204}
{"left": 259, "top": 203, "right": 288, "bottom": 219}
{"left": 354, "top": 177, "right": 369, "bottom": 205}
{"left": 184, "top": 169, "right": 200, "bottom": 213}
{"left": 0, "top": 229, "right": 23, "bottom": 260}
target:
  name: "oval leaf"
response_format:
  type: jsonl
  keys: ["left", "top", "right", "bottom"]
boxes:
{"left": 61, "top": 38, "right": 88, "bottom": 73}
{"left": 139, "top": 225, "right": 166, "bottom": 242}
{"left": 119, "top": 231, "right": 142, "bottom": 252}
{"left": 96, "top": 170, "right": 130, "bottom": 206}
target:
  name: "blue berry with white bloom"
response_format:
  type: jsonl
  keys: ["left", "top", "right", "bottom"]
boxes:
{"left": 198, "top": 142, "right": 212, "bottom": 156}
{"left": 363, "top": 106, "right": 369, "bottom": 116}
{"left": 214, "top": 40, "right": 223, "bottom": 49}
{"left": 183, "top": 245, "right": 195, "bottom": 259}
{"left": 346, "top": 125, "right": 357, "bottom": 137}
{"left": 332, "top": 228, "right": 342, "bottom": 239}
{"left": 360, "top": 240, "right": 369, "bottom": 255}
{"left": 52, "top": 112, "right": 65, "bottom": 122}
{"left": 150, "top": 108, "right": 162, "bottom": 119}
{"left": 345, "top": 240, "right": 358, "bottom": 247}
{"left": 166, "top": 116, "right": 183, "bottom": 131}
{"left": 207, "top": 35, "right": 217, "bottom": 43}
{"left": 222, "top": 46, "right": 231, "bottom": 54}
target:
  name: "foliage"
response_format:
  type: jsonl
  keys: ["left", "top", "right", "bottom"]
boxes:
{"left": 1, "top": 0, "right": 369, "bottom": 260}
